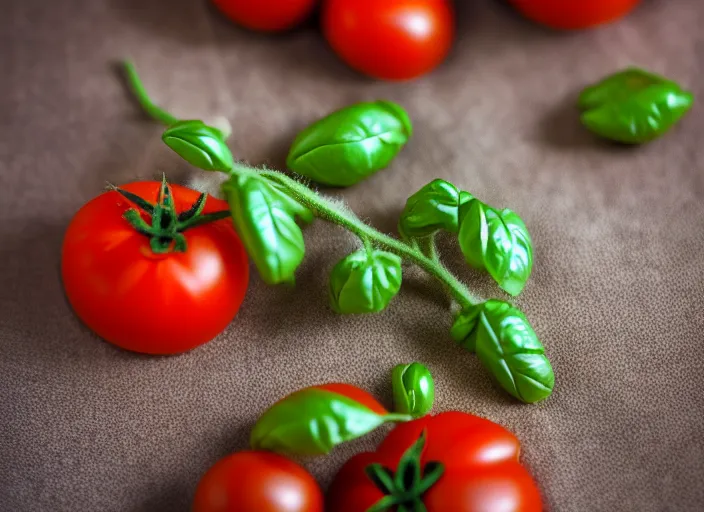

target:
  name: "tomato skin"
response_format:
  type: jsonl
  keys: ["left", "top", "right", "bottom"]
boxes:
{"left": 327, "top": 412, "right": 542, "bottom": 512}
{"left": 192, "top": 451, "right": 324, "bottom": 512}
{"left": 61, "top": 182, "right": 249, "bottom": 355}
{"left": 508, "top": 0, "right": 642, "bottom": 30}
{"left": 211, "top": 0, "right": 318, "bottom": 32}
{"left": 322, "top": 0, "right": 455, "bottom": 81}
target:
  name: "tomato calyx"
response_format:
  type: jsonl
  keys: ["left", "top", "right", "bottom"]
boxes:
{"left": 365, "top": 431, "right": 444, "bottom": 512}
{"left": 113, "top": 176, "right": 231, "bottom": 254}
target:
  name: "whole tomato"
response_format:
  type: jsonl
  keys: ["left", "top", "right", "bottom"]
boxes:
{"left": 508, "top": 0, "right": 642, "bottom": 30}
{"left": 327, "top": 411, "right": 542, "bottom": 511}
{"left": 192, "top": 451, "right": 324, "bottom": 512}
{"left": 61, "top": 181, "right": 249, "bottom": 355}
{"left": 211, "top": 0, "right": 318, "bottom": 32}
{"left": 322, "top": 0, "right": 455, "bottom": 81}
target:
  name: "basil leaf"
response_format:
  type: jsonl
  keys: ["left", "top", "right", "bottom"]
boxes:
{"left": 286, "top": 101, "right": 412, "bottom": 187}
{"left": 329, "top": 249, "right": 402, "bottom": 314}
{"left": 450, "top": 307, "right": 482, "bottom": 352}
{"left": 250, "top": 387, "right": 393, "bottom": 456}
{"left": 458, "top": 200, "right": 533, "bottom": 297}
{"left": 392, "top": 363, "right": 435, "bottom": 417}
{"left": 578, "top": 67, "right": 671, "bottom": 111}
{"left": 398, "top": 179, "right": 465, "bottom": 239}
{"left": 222, "top": 173, "right": 312, "bottom": 285}
{"left": 162, "top": 120, "right": 234, "bottom": 172}
{"left": 580, "top": 82, "right": 694, "bottom": 144}
{"left": 455, "top": 300, "right": 554, "bottom": 404}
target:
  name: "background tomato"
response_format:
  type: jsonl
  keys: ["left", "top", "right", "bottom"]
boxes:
{"left": 61, "top": 181, "right": 249, "bottom": 355}
{"left": 508, "top": 0, "right": 642, "bottom": 30}
{"left": 211, "top": 0, "right": 318, "bottom": 32}
{"left": 193, "top": 451, "right": 324, "bottom": 512}
{"left": 322, "top": 0, "right": 455, "bottom": 81}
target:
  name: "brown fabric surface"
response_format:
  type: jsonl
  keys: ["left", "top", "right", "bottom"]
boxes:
{"left": 2, "top": 0, "right": 704, "bottom": 510}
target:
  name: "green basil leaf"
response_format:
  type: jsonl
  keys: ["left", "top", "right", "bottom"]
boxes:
{"left": 578, "top": 67, "right": 671, "bottom": 111}
{"left": 450, "top": 307, "right": 482, "bottom": 352}
{"left": 392, "top": 363, "right": 435, "bottom": 417}
{"left": 250, "top": 387, "right": 393, "bottom": 456}
{"left": 286, "top": 101, "right": 412, "bottom": 187}
{"left": 458, "top": 200, "right": 533, "bottom": 297}
{"left": 162, "top": 120, "right": 234, "bottom": 172}
{"left": 329, "top": 249, "right": 402, "bottom": 314}
{"left": 398, "top": 179, "right": 464, "bottom": 239}
{"left": 222, "top": 173, "right": 312, "bottom": 285}
{"left": 580, "top": 82, "right": 694, "bottom": 144}
{"left": 455, "top": 300, "right": 554, "bottom": 404}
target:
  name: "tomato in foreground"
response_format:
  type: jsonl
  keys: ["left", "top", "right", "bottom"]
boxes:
{"left": 327, "top": 411, "right": 543, "bottom": 511}
{"left": 211, "top": 0, "right": 318, "bottom": 32}
{"left": 61, "top": 180, "right": 249, "bottom": 355}
{"left": 508, "top": 0, "right": 642, "bottom": 30}
{"left": 193, "top": 451, "right": 324, "bottom": 512}
{"left": 322, "top": 0, "right": 455, "bottom": 81}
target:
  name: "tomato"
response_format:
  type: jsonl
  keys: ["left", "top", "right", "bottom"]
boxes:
{"left": 193, "top": 451, "right": 324, "bottom": 512}
{"left": 327, "top": 411, "right": 543, "bottom": 511}
{"left": 508, "top": 0, "right": 642, "bottom": 30}
{"left": 61, "top": 181, "right": 249, "bottom": 355}
{"left": 211, "top": 0, "right": 318, "bottom": 32}
{"left": 322, "top": 0, "right": 455, "bottom": 81}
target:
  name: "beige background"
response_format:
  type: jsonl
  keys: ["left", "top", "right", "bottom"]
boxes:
{"left": 2, "top": 0, "right": 704, "bottom": 510}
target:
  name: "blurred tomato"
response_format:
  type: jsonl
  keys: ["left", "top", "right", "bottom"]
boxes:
{"left": 508, "top": 0, "right": 642, "bottom": 30}
{"left": 212, "top": 0, "right": 318, "bottom": 32}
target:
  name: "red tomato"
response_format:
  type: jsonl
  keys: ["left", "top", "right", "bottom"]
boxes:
{"left": 327, "top": 411, "right": 543, "bottom": 511}
{"left": 508, "top": 0, "right": 642, "bottom": 30}
{"left": 211, "top": 0, "right": 318, "bottom": 32}
{"left": 322, "top": 0, "right": 455, "bottom": 81}
{"left": 193, "top": 451, "right": 324, "bottom": 512}
{"left": 61, "top": 181, "right": 249, "bottom": 355}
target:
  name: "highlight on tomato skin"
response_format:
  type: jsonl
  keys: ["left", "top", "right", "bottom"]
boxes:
{"left": 211, "top": 0, "right": 319, "bottom": 32}
{"left": 507, "top": 0, "right": 642, "bottom": 30}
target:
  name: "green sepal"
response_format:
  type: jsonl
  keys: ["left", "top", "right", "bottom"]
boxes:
{"left": 398, "top": 179, "right": 464, "bottom": 239}
{"left": 458, "top": 199, "right": 533, "bottom": 297}
{"left": 222, "top": 173, "right": 312, "bottom": 285}
{"left": 287, "top": 101, "right": 412, "bottom": 187}
{"left": 329, "top": 249, "right": 402, "bottom": 314}
{"left": 392, "top": 363, "right": 435, "bottom": 417}
{"left": 453, "top": 300, "right": 554, "bottom": 404}
{"left": 250, "top": 387, "right": 402, "bottom": 456}
{"left": 162, "top": 120, "right": 234, "bottom": 171}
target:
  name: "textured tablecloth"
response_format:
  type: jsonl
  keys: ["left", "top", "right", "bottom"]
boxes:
{"left": 2, "top": 0, "right": 703, "bottom": 510}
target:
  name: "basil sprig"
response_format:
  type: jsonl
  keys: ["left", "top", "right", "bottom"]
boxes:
{"left": 579, "top": 67, "right": 694, "bottom": 144}
{"left": 287, "top": 101, "right": 412, "bottom": 187}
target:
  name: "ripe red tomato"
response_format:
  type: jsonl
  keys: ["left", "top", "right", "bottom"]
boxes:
{"left": 327, "top": 412, "right": 542, "bottom": 511}
{"left": 508, "top": 0, "right": 642, "bottom": 30}
{"left": 211, "top": 0, "right": 318, "bottom": 32}
{"left": 61, "top": 181, "right": 249, "bottom": 355}
{"left": 193, "top": 451, "right": 324, "bottom": 512}
{"left": 322, "top": 0, "right": 455, "bottom": 81}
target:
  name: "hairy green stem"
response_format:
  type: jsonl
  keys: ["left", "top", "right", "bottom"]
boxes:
{"left": 250, "top": 168, "right": 478, "bottom": 309}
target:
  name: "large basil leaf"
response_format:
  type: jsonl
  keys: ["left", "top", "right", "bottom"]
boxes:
{"left": 329, "top": 249, "right": 402, "bottom": 314}
{"left": 454, "top": 300, "right": 554, "bottom": 404}
{"left": 222, "top": 173, "right": 312, "bottom": 285}
{"left": 458, "top": 200, "right": 533, "bottom": 297}
{"left": 286, "top": 101, "right": 412, "bottom": 187}
{"left": 578, "top": 67, "right": 670, "bottom": 111}
{"left": 162, "top": 120, "right": 234, "bottom": 172}
{"left": 398, "top": 179, "right": 469, "bottom": 239}
{"left": 250, "top": 386, "right": 393, "bottom": 456}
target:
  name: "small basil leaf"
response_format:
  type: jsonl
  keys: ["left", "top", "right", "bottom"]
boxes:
{"left": 222, "top": 173, "right": 312, "bottom": 285}
{"left": 398, "top": 179, "right": 462, "bottom": 239}
{"left": 162, "top": 120, "right": 234, "bottom": 172}
{"left": 329, "top": 250, "right": 402, "bottom": 314}
{"left": 470, "top": 300, "right": 554, "bottom": 404}
{"left": 458, "top": 200, "right": 533, "bottom": 297}
{"left": 581, "top": 82, "right": 694, "bottom": 144}
{"left": 250, "top": 387, "right": 393, "bottom": 456}
{"left": 392, "top": 363, "right": 435, "bottom": 417}
{"left": 286, "top": 101, "right": 412, "bottom": 187}
{"left": 450, "top": 307, "right": 482, "bottom": 352}
{"left": 578, "top": 67, "right": 671, "bottom": 111}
